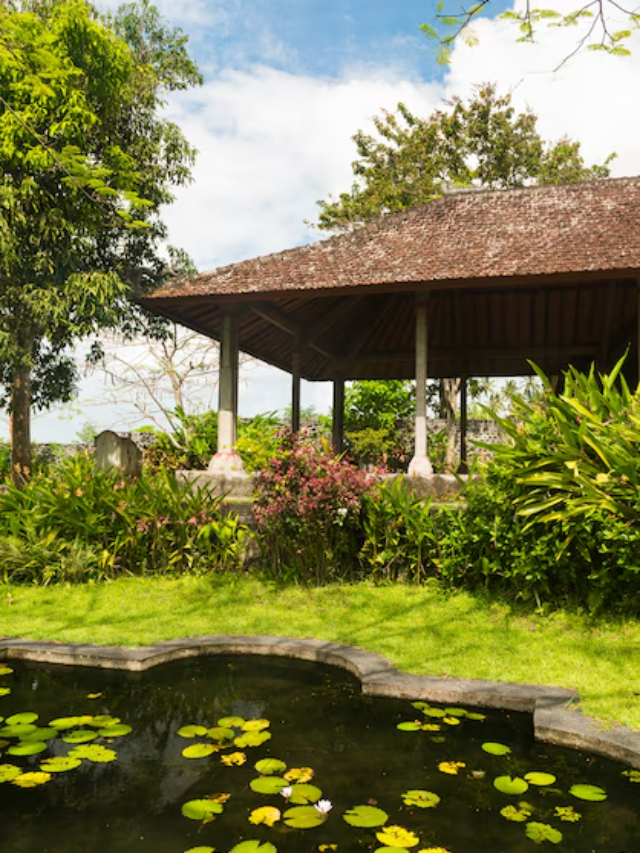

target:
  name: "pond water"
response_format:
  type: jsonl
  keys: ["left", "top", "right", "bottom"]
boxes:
{"left": 0, "top": 655, "right": 638, "bottom": 853}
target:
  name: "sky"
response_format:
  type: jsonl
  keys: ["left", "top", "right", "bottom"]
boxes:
{"left": 7, "top": 0, "right": 640, "bottom": 442}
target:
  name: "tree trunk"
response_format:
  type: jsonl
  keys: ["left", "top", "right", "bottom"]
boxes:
{"left": 10, "top": 329, "right": 33, "bottom": 486}
{"left": 441, "top": 377, "right": 461, "bottom": 473}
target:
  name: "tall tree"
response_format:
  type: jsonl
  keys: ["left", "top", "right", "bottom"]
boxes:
{"left": 0, "top": 0, "right": 201, "bottom": 481}
{"left": 316, "top": 85, "right": 613, "bottom": 470}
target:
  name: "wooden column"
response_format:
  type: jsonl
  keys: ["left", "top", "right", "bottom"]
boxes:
{"left": 291, "top": 331, "right": 302, "bottom": 433}
{"left": 408, "top": 295, "right": 433, "bottom": 477}
{"left": 208, "top": 310, "right": 244, "bottom": 475}
{"left": 332, "top": 376, "right": 345, "bottom": 455}
{"left": 459, "top": 376, "right": 468, "bottom": 474}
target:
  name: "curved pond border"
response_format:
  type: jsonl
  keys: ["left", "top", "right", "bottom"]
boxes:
{"left": 1, "top": 634, "right": 639, "bottom": 770}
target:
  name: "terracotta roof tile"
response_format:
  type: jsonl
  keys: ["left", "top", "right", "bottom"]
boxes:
{"left": 147, "top": 177, "right": 640, "bottom": 300}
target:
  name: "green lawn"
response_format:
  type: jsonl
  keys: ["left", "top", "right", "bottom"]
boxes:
{"left": 1, "top": 575, "right": 638, "bottom": 730}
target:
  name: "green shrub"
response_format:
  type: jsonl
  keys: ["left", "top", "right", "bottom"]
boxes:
{"left": 359, "top": 478, "right": 437, "bottom": 581}
{"left": 0, "top": 451, "right": 250, "bottom": 582}
{"left": 253, "top": 430, "right": 372, "bottom": 583}
{"left": 235, "top": 412, "right": 281, "bottom": 472}
{"left": 144, "top": 407, "right": 218, "bottom": 471}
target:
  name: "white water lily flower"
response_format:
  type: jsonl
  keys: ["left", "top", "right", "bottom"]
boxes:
{"left": 280, "top": 786, "right": 292, "bottom": 799}
{"left": 315, "top": 799, "right": 332, "bottom": 814}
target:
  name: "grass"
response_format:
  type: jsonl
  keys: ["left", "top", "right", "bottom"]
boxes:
{"left": 1, "top": 575, "right": 638, "bottom": 731}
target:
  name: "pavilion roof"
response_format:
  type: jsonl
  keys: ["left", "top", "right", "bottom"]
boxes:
{"left": 148, "top": 177, "right": 640, "bottom": 301}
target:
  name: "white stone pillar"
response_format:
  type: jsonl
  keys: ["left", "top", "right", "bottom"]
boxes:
{"left": 208, "top": 310, "right": 245, "bottom": 476}
{"left": 332, "top": 376, "right": 345, "bottom": 454}
{"left": 408, "top": 296, "right": 433, "bottom": 477}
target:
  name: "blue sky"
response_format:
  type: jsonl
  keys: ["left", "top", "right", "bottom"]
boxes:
{"left": 6, "top": 0, "right": 640, "bottom": 442}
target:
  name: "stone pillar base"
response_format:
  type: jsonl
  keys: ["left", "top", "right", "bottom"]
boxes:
{"left": 207, "top": 451, "right": 245, "bottom": 477}
{"left": 408, "top": 455, "right": 434, "bottom": 478}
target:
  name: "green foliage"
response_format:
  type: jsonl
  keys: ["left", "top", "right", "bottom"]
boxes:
{"left": 0, "top": 0, "right": 201, "bottom": 465}
{"left": 422, "top": 0, "right": 640, "bottom": 63}
{"left": 253, "top": 430, "right": 372, "bottom": 583}
{"left": 359, "top": 479, "right": 437, "bottom": 582}
{"left": 235, "top": 412, "right": 281, "bottom": 473}
{"left": 343, "top": 380, "right": 414, "bottom": 470}
{"left": 0, "top": 451, "right": 249, "bottom": 581}
{"left": 144, "top": 407, "right": 218, "bottom": 470}
{"left": 316, "top": 85, "right": 612, "bottom": 233}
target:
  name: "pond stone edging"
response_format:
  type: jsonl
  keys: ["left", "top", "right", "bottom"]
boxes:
{"left": 1, "top": 634, "right": 638, "bottom": 770}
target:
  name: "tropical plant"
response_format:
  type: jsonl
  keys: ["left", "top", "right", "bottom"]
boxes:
{"left": 0, "top": 451, "right": 249, "bottom": 580}
{"left": 253, "top": 430, "right": 372, "bottom": 583}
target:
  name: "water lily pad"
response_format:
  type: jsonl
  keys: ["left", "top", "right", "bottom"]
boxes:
{"left": 182, "top": 743, "right": 218, "bottom": 759}
{"left": 6, "top": 712, "right": 38, "bottom": 725}
{"left": 438, "top": 761, "right": 465, "bottom": 775}
{"left": 0, "top": 688, "right": 11, "bottom": 696}
{"left": 343, "top": 805, "right": 389, "bottom": 828}
{"left": 412, "top": 701, "right": 430, "bottom": 711}
{"left": 90, "top": 716, "right": 121, "bottom": 728}
{"left": 421, "top": 723, "right": 441, "bottom": 732}
{"left": 234, "top": 731, "right": 271, "bottom": 748}
{"left": 0, "top": 723, "right": 37, "bottom": 737}
{"left": 525, "top": 821, "right": 563, "bottom": 844}
{"left": 0, "top": 666, "right": 14, "bottom": 676}
{"left": 242, "top": 718, "right": 270, "bottom": 732}
{"left": 67, "top": 744, "right": 117, "bottom": 763}
{"left": 8, "top": 741, "right": 48, "bottom": 756}
{"left": 207, "top": 726, "right": 235, "bottom": 742}
{"left": 220, "top": 751, "right": 246, "bottom": 766}
{"left": 569, "top": 784, "right": 607, "bottom": 801}
{"left": 250, "top": 775, "right": 287, "bottom": 795}
{"left": 177, "top": 724, "right": 208, "bottom": 739}
{"left": 482, "top": 742, "right": 512, "bottom": 756}
{"left": 62, "top": 730, "right": 98, "bottom": 744}
{"left": 249, "top": 805, "right": 281, "bottom": 827}
{"left": 288, "top": 783, "right": 322, "bottom": 804}
{"left": 21, "top": 727, "right": 58, "bottom": 742}
{"left": 0, "top": 764, "right": 21, "bottom": 783}
{"left": 622, "top": 769, "right": 640, "bottom": 782}
{"left": 49, "top": 716, "right": 81, "bottom": 730}
{"left": 401, "top": 790, "right": 440, "bottom": 809}
{"left": 283, "top": 805, "right": 325, "bottom": 828}
{"left": 181, "top": 799, "right": 224, "bottom": 822}
{"left": 500, "top": 803, "right": 533, "bottom": 822}
{"left": 40, "top": 756, "right": 82, "bottom": 773}
{"left": 12, "top": 771, "right": 51, "bottom": 788}
{"left": 184, "top": 847, "right": 216, "bottom": 853}
{"left": 422, "top": 708, "right": 446, "bottom": 718}
{"left": 444, "top": 707, "right": 468, "bottom": 717}
{"left": 229, "top": 842, "right": 276, "bottom": 853}
{"left": 525, "top": 772, "right": 557, "bottom": 786}
{"left": 494, "top": 776, "right": 529, "bottom": 795}
{"left": 443, "top": 716, "right": 461, "bottom": 726}
{"left": 98, "top": 724, "right": 132, "bottom": 738}
{"left": 86, "top": 692, "right": 103, "bottom": 700}
{"left": 376, "top": 825, "right": 420, "bottom": 848}
{"left": 255, "top": 758, "right": 287, "bottom": 775}
{"left": 554, "top": 806, "right": 581, "bottom": 822}
{"left": 284, "top": 766, "right": 314, "bottom": 784}
{"left": 218, "top": 716, "right": 245, "bottom": 728}
{"left": 466, "top": 711, "right": 487, "bottom": 721}
{"left": 397, "top": 721, "right": 423, "bottom": 731}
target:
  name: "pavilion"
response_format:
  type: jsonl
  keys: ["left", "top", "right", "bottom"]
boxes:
{"left": 141, "top": 177, "right": 640, "bottom": 476}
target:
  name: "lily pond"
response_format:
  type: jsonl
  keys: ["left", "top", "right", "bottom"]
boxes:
{"left": 0, "top": 656, "right": 638, "bottom": 853}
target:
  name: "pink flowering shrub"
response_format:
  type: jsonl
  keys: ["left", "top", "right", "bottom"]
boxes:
{"left": 253, "top": 430, "right": 373, "bottom": 583}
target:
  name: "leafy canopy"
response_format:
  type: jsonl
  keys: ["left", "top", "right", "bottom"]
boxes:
{"left": 0, "top": 0, "right": 201, "bottom": 411}
{"left": 316, "top": 84, "right": 613, "bottom": 233}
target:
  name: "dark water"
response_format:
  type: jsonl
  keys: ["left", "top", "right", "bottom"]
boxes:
{"left": 0, "top": 656, "right": 638, "bottom": 853}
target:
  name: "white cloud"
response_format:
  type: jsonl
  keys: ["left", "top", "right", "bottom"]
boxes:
{"left": 162, "top": 65, "right": 444, "bottom": 269}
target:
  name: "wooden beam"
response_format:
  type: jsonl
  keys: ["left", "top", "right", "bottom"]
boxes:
{"left": 334, "top": 294, "right": 403, "bottom": 371}
{"left": 599, "top": 280, "right": 616, "bottom": 366}
{"left": 306, "top": 296, "right": 364, "bottom": 343}
{"left": 250, "top": 303, "right": 336, "bottom": 362}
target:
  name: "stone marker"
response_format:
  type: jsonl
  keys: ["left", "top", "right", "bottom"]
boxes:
{"left": 95, "top": 430, "right": 142, "bottom": 476}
